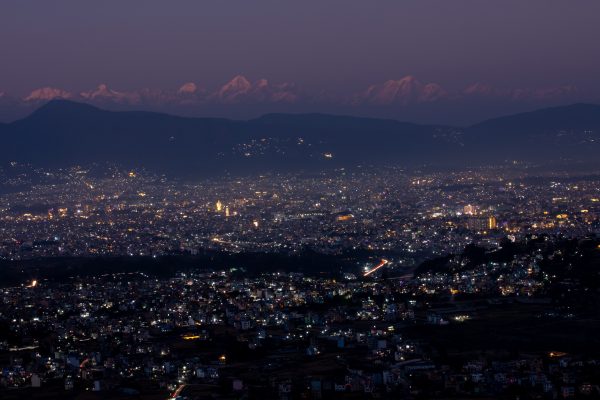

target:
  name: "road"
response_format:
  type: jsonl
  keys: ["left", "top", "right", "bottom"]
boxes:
{"left": 363, "top": 259, "right": 389, "bottom": 277}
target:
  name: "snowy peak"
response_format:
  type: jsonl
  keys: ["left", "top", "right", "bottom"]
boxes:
{"left": 214, "top": 75, "right": 298, "bottom": 104}
{"left": 216, "top": 75, "right": 253, "bottom": 102}
{"left": 363, "top": 75, "right": 448, "bottom": 105}
{"left": 420, "top": 83, "right": 448, "bottom": 102}
{"left": 80, "top": 84, "right": 111, "bottom": 98}
{"left": 80, "top": 84, "right": 140, "bottom": 104}
{"left": 227, "top": 75, "right": 252, "bottom": 89}
{"left": 177, "top": 82, "right": 198, "bottom": 95}
{"left": 24, "top": 87, "right": 72, "bottom": 102}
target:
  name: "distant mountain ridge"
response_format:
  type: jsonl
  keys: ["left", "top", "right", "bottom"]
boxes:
{"left": 0, "top": 75, "right": 590, "bottom": 124}
{"left": 0, "top": 100, "right": 599, "bottom": 174}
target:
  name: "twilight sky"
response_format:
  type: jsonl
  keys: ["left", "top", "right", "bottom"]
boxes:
{"left": 2, "top": 0, "right": 599, "bottom": 94}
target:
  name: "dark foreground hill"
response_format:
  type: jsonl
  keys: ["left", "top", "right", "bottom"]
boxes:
{"left": 1, "top": 100, "right": 599, "bottom": 174}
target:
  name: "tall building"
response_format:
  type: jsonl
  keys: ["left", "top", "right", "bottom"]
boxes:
{"left": 215, "top": 200, "right": 223, "bottom": 212}
{"left": 488, "top": 215, "right": 497, "bottom": 230}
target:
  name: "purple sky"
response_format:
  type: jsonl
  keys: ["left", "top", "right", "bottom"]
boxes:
{"left": 2, "top": 0, "right": 600, "bottom": 95}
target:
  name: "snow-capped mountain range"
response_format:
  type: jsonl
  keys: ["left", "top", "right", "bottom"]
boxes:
{"left": 0, "top": 74, "right": 587, "bottom": 124}
{"left": 13, "top": 74, "right": 581, "bottom": 105}
{"left": 17, "top": 75, "right": 303, "bottom": 106}
{"left": 359, "top": 76, "right": 449, "bottom": 105}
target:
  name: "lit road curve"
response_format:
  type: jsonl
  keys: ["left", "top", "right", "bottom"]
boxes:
{"left": 363, "top": 259, "right": 389, "bottom": 277}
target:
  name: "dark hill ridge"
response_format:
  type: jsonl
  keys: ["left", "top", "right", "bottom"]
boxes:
{"left": 468, "top": 103, "right": 600, "bottom": 134}
{"left": 463, "top": 103, "right": 600, "bottom": 161}
{"left": 0, "top": 100, "right": 599, "bottom": 174}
